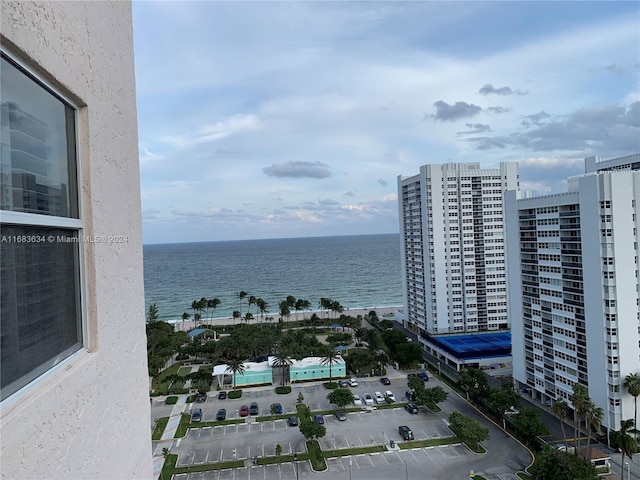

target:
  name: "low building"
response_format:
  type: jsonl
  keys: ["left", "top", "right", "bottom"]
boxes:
{"left": 288, "top": 356, "right": 346, "bottom": 383}
{"left": 213, "top": 361, "right": 273, "bottom": 388}
{"left": 420, "top": 332, "right": 512, "bottom": 372}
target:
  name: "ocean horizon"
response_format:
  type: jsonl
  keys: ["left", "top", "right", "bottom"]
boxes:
{"left": 143, "top": 233, "right": 403, "bottom": 322}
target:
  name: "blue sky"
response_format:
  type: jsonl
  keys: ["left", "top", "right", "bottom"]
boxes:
{"left": 133, "top": 1, "right": 640, "bottom": 244}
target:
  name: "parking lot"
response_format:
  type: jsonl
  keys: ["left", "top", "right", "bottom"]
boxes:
{"left": 153, "top": 372, "right": 531, "bottom": 479}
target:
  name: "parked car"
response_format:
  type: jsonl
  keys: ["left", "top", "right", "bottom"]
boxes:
{"left": 405, "top": 390, "right": 417, "bottom": 402}
{"left": 239, "top": 405, "right": 249, "bottom": 417}
{"left": 271, "top": 403, "right": 283, "bottom": 415}
{"left": 398, "top": 425, "right": 414, "bottom": 440}
{"left": 334, "top": 411, "right": 347, "bottom": 421}
{"left": 215, "top": 408, "right": 226, "bottom": 421}
{"left": 195, "top": 392, "right": 207, "bottom": 403}
{"left": 287, "top": 416, "right": 299, "bottom": 426}
{"left": 338, "top": 380, "right": 349, "bottom": 388}
{"left": 349, "top": 378, "right": 358, "bottom": 387}
{"left": 407, "top": 373, "right": 418, "bottom": 379}
{"left": 363, "top": 393, "right": 374, "bottom": 406}
{"left": 353, "top": 395, "right": 362, "bottom": 406}
{"left": 191, "top": 408, "right": 202, "bottom": 423}
{"left": 419, "top": 372, "right": 429, "bottom": 381}
{"left": 385, "top": 391, "right": 396, "bottom": 402}
{"left": 218, "top": 391, "right": 227, "bottom": 400}
{"left": 314, "top": 414, "right": 325, "bottom": 425}
{"left": 404, "top": 403, "right": 418, "bottom": 414}
{"left": 374, "top": 391, "right": 385, "bottom": 404}
{"left": 249, "top": 402, "right": 259, "bottom": 416}
{"left": 380, "top": 377, "right": 391, "bottom": 385}
{"left": 504, "top": 406, "right": 520, "bottom": 416}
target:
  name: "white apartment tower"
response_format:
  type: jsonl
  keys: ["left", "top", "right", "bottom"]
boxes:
{"left": 506, "top": 153, "right": 640, "bottom": 433}
{"left": 398, "top": 162, "right": 519, "bottom": 337}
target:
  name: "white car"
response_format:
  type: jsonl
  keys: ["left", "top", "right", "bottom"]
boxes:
{"left": 374, "top": 391, "right": 385, "bottom": 404}
{"left": 384, "top": 390, "right": 396, "bottom": 402}
{"left": 363, "top": 393, "right": 374, "bottom": 406}
{"left": 349, "top": 378, "right": 358, "bottom": 387}
{"left": 353, "top": 394, "right": 362, "bottom": 406}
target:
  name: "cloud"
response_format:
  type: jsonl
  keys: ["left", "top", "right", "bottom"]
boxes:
{"left": 457, "top": 123, "right": 491, "bottom": 135}
{"left": 431, "top": 100, "right": 482, "bottom": 122}
{"left": 377, "top": 178, "right": 388, "bottom": 186}
{"left": 486, "top": 106, "right": 512, "bottom": 114}
{"left": 604, "top": 64, "right": 625, "bottom": 75}
{"left": 470, "top": 102, "right": 640, "bottom": 154}
{"left": 263, "top": 161, "right": 332, "bottom": 179}
{"left": 161, "top": 114, "right": 260, "bottom": 147}
{"left": 344, "top": 191, "right": 355, "bottom": 197}
{"left": 318, "top": 198, "right": 340, "bottom": 206}
{"left": 478, "top": 84, "right": 528, "bottom": 96}
{"left": 521, "top": 111, "right": 551, "bottom": 127}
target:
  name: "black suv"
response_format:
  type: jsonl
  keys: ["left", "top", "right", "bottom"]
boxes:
{"left": 249, "top": 402, "right": 259, "bottom": 415}
{"left": 398, "top": 425, "right": 414, "bottom": 440}
{"left": 404, "top": 403, "right": 418, "bottom": 414}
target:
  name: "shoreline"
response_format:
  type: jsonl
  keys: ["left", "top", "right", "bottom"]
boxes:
{"left": 166, "top": 305, "right": 402, "bottom": 332}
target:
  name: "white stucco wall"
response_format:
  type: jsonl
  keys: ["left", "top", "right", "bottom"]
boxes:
{"left": 1, "top": 2, "right": 152, "bottom": 479}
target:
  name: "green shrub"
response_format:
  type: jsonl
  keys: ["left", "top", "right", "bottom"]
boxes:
{"left": 165, "top": 396, "right": 178, "bottom": 405}
{"left": 275, "top": 386, "right": 292, "bottom": 394}
{"left": 228, "top": 390, "right": 242, "bottom": 399}
{"left": 186, "top": 395, "right": 196, "bottom": 403}
{"left": 323, "top": 382, "right": 338, "bottom": 390}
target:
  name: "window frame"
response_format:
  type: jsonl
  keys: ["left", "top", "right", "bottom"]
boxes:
{"left": 0, "top": 48, "right": 88, "bottom": 404}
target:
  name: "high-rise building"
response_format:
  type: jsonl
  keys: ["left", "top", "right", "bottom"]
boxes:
{"left": 398, "top": 162, "right": 519, "bottom": 338}
{"left": 0, "top": 1, "right": 152, "bottom": 478}
{"left": 506, "top": 153, "right": 640, "bottom": 434}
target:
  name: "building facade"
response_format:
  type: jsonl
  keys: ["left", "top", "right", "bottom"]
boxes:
{"left": 506, "top": 161, "right": 640, "bottom": 433}
{"left": 0, "top": 2, "right": 152, "bottom": 478}
{"left": 398, "top": 162, "right": 519, "bottom": 339}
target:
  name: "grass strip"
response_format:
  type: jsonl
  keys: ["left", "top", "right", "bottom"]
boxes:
{"left": 152, "top": 417, "right": 169, "bottom": 441}
{"left": 159, "top": 453, "right": 178, "bottom": 480}
{"left": 326, "top": 445, "right": 386, "bottom": 456}
{"left": 398, "top": 436, "right": 461, "bottom": 449}
{"left": 164, "top": 396, "right": 178, "bottom": 405}
{"left": 172, "top": 459, "right": 245, "bottom": 474}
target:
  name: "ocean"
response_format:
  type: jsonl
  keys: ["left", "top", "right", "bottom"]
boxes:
{"left": 143, "top": 233, "right": 402, "bottom": 322}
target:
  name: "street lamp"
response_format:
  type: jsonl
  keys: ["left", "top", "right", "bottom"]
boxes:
{"left": 349, "top": 456, "right": 352, "bottom": 480}
{"left": 437, "top": 361, "right": 441, "bottom": 377}
{"left": 294, "top": 452, "right": 299, "bottom": 480}
{"left": 625, "top": 461, "right": 630, "bottom": 480}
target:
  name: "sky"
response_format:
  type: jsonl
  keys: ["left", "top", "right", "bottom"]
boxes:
{"left": 133, "top": 1, "right": 640, "bottom": 244}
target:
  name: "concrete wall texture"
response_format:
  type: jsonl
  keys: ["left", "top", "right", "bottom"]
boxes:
{"left": 1, "top": 2, "right": 152, "bottom": 479}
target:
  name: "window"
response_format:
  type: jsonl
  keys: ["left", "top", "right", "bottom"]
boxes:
{"left": 0, "top": 53, "right": 83, "bottom": 402}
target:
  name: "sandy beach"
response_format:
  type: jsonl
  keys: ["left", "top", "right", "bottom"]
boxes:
{"left": 169, "top": 306, "right": 402, "bottom": 332}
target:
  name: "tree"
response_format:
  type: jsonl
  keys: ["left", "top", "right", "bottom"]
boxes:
{"left": 510, "top": 407, "right": 549, "bottom": 446}
{"left": 271, "top": 345, "right": 293, "bottom": 386}
{"left": 275, "top": 443, "right": 282, "bottom": 463}
{"left": 569, "top": 384, "right": 590, "bottom": 454}
{"left": 299, "top": 419, "right": 326, "bottom": 440}
{"left": 529, "top": 445, "right": 597, "bottom": 480}
{"left": 327, "top": 388, "right": 355, "bottom": 408}
{"left": 225, "top": 358, "right": 245, "bottom": 390}
{"left": 624, "top": 372, "right": 640, "bottom": 438}
{"left": 244, "top": 312, "right": 253, "bottom": 324}
{"left": 148, "top": 303, "right": 159, "bottom": 323}
{"left": 584, "top": 400, "right": 604, "bottom": 459}
{"left": 181, "top": 312, "right": 190, "bottom": 330}
{"left": 257, "top": 298, "right": 268, "bottom": 323}
{"left": 320, "top": 349, "right": 342, "bottom": 384}
{"left": 448, "top": 412, "right": 489, "bottom": 450}
{"left": 490, "top": 384, "right": 521, "bottom": 417}
{"left": 617, "top": 419, "right": 639, "bottom": 480}
{"left": 207, "top": 297, "right": 221, "bottom": 322}
{"left": 237, "top": 291, "right": 248, "bottom": 314}
{"left": 394, "top": 342, "right": 423, "bottom": 368}
{"left": 232, "top": 310, "right": 241, "bottom": 325}
{"left": 279, "top": 301, "right": 291, "bottom": 323}
{"left": 552, "top": 398, "right": 570, "bottom": 450}
{"left": 247, "top": 295, "right": 257, "bottom": 315}
{"left": 297, "top": 392, "right": 304, "bottom": 404}
{"left": 423, "top": 386, "right": 448, "bottom": 406}
{"left": 458, "top": 368, "right": 490, "bottom": 402}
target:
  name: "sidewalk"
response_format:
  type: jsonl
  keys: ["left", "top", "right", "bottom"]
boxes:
{"left": 153, "top": 394, "right": 189, "bottom": 479}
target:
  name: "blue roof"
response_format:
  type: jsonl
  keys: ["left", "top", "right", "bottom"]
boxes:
{"left": 188, "top": 328, "right": 210, "bottom": 337}
{"left": 431, "top": 332, "right": 511, "bottom": 359}
{"left": 334, "top": 345, "right": 348, "bottom": 351}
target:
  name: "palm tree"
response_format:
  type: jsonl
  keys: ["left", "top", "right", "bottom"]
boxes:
{"left": 225, "top": 358, "right": 246, "bottom": 391}
{"left": 301, "top": 299, "right": 311, "bottom": 323}
{"left": 279, "top": 301, "right": 291, "bottom": 323}
{"left": 194, "top": 313, "right": 201, "bottom": 328}
{"left": 257, "top": 298, "right": 268, "bottom": 323}
{"left": 551, "top": 398, "right": 569, "bottom": 450}
{"left": 207, "top": 297, "right": 221, "bottom": 322}
{"left": 569, "top": 383, "right": 590, "bottom": 454}
{"left": 181, "top": 312, "right": 190, "bottom": 330}
{"left": 244, "top": 312, "right": 253, "bottom": 324}
{"left": 237, "top": 291, "right": 248, "bottom": 315}
{"left": 331, "top": 300, "right": 344, "bottom": 319}
{"left": 624, "top": 372, "right": 640, "bottom": 438}
{"left": 320, "top": 348, "right": 342, "bottom": 384}
{"left": 585, "top": 400, "right": 604, "bottom": 459}
{"left": 232, "top": 310, "right": 241, "bottom": 325}
{"left": 247, "top": 295, "right": 257, "bottom": 315}
{"left": 271, "top": 344, "right": 293, "bottom": 386}
{"left": 618, "top": 419, "right": 639, "bottom": 480}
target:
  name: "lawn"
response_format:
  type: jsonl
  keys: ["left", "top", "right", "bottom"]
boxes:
{"left": 152, "top": 417, "right": 169, "bottom": 441}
